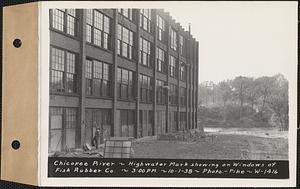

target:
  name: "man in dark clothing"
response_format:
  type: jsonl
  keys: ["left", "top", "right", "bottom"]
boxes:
{"left": 92, "top": 128, "right": 101, "bottom": 149}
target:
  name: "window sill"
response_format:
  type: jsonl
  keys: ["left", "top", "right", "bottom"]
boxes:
{"left": 169, "top": 76, "right": 178, "bottom": 79}
{"left": 139, "top": 63, "right": 152, "bottom": 69}
{"left": 140, "top": 28, "right": 152, "bottom": 35}
{"left": 139, "top": 101, "right": 153, "bottom": 104}
{"left": 117, "top": 98, "right": 136, "bottom": 103}
{"left": 117, "top": 55, "right": 136, "bottom": 63}
{"left": 50, "top": 28, "right": 78, "bottom": 41}
{"left": 157, "top": 103, "right": 167, "bottom": 105}
{"left": 157, "top": 70, "right": 167, "bottom": 75}
{"left": 118, "top": 14, "right": 134, "bottom": 22}
{"left": 86, "top": 95, "right": 112, "bottom": 100}
{"left": 50, "top": 92, "right": 80, "bottom": 97}
{"left": 86, "top": 42, "right": 112, "bottom": 54}
{"left": 157, "top": 39, "right": 166, "bottom": 44}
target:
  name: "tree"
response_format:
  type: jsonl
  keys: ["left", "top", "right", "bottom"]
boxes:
{"left": 217, "top": 80, "right": 233, "bottom": 121}
{"left": 198, "top": 81, "right": 214, "bottom": 107}
{"left": 266, "top": 74, "right": 289, "bottom": 130}
{"left": 231, "top": 76, "right": 253, "bottom": 120}
{"left": 247, "top": 79, "right": 259, "bottom": 110}
{"left": 255, "top": 76, "right": 276, "bottom": 119}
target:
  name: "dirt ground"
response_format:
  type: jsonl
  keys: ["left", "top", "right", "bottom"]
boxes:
{"left": 132, "top": 127, "right": 288, "bottom": 160}
{"left": 52, "top": 127, "right": 288, "bottom": 160}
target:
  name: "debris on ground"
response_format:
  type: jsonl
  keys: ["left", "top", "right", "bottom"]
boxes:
{"left": 50, "top": 144, "right": 104, "bottom": 158}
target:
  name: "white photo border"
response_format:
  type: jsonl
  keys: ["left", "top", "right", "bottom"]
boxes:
{"left": 39, "top": 1, "right": 298, "bottom": 187}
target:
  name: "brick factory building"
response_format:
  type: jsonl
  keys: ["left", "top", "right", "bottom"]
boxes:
{"left": 48, "top": 9, "right": 199, "bottom": 152}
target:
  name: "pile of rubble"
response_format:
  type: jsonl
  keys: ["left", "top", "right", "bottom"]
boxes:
{"left": 50, "top": 144, "right": 104, "bottom": 158}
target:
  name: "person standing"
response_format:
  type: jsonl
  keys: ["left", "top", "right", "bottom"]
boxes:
{"left": 92, "top": 128, "right": 101, "bottom": 149}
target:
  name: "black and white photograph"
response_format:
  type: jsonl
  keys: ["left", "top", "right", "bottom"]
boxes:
{"left": 48, "top": 8, "right": 201, "bottom": 159}
{"left": 37, "top": 1, "right": 297, "bottom": 187}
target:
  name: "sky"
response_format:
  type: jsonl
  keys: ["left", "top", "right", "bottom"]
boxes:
{"left": 46, "top": 1, "right": 297, "bottom": 84}
{"left": 163, "top": 2, "right": 297, "bottom": 83}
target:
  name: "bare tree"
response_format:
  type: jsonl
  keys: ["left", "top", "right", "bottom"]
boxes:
{"left": 255, "top": 76, "right": 276, "bottom": 119}
{"left": 266, "top": 74, "right": 289, "bottom": 130}
{"left": 218, "top": 80, "right": 233, "bottom": 121}
{"left": 231, "top": 76, "right": 253, "bottom": 120}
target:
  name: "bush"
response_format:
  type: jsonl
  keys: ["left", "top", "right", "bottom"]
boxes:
{"left": 198, "top": 105, "right": 273, "bottom": 128}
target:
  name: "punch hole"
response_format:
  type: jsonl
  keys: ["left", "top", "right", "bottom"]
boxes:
{"left": 13, "top": 38, "right": 22, "bottom": 48}
{"left": 11, "top": 140, "right": 20, "bottom": 150}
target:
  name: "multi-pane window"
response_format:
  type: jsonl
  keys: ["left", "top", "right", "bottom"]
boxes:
{"left": 156, "top": 15, "right": 165, "bottom": 42}
{"left": 139, "top": 110, "right": 153, "bottom": 137}
{"left": 169, "top": 55, "right": 177, "bottom": 78}
{"left": 180, "top": 87, "right": 186, "bottom": 106}
{"left": 120, "top": 110, "right": 135, "bottom": 137}
{"left": 85, "top": 59, "right": 111, "bottom": 97}
{"left": 169, "top": 111, "right": 178, "bottom": 132}
{"left": 179, "top": 35, "right": 185, "bottom": 56}
{"left": 139, "top": 38, "right": 151, "bottom": 67}
{"left": 118, "top": 25, "right": 134, "bottom": 59}
{"left": 180, "top": 62, "right": 186, "bottom": 81}
{"left": 169, "top": 84, "right": 178, "bottom": 105}
{"left": 179, "top": 112, "right": 186, "bottom": 131}
{"left": 117, "top": 68, "right": 134, "bottom": 100}
{"left": 156, "top": 80, "right": 166, "bottom": 104}
{"left": 155, "top": 110, "right": 166, "bottom": 135}
{"left": 65, "top": 108, "right": 77, "bottom": 149}
{"left": 139, "top": 9, "right": 151, "bottom": 32}
{"left": 156, "top": 47, "right": 165, "bottom": 73}
{"left": 50, "top": 47, "right": 77, "bottom": 94}
{"left": 49, "top": 107, "right": 77, "bottom": 152}
{"left": 139, "top": 74, "right": 152, "bottom": 103}
{"left": 86, "top": 9, "right": 111, "bottom": 49}
{"left": 66, "top": 9, "right": 76, "bottom": 36}
{"left": 85, "top": 109, "right": 111, "bottom": 145}
{"left": 51, "top": 9, "right": 77, "bottom": 36}
{"left": 118, "top": 9, "right": 133, "bottom": 21}
{"left": 170, "top": 28, "right": 177, "bottom": 51}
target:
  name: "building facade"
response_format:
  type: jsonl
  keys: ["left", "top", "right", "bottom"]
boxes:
{"left": 48, "top": 9, "right": 199, "bottom": 152}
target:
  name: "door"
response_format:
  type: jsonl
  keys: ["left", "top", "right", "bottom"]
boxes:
{"left": 65, "top": 108, "right": 76, "bottom": 149}
{"left": 49, "top": 108, "right": 63, "bottom": 152}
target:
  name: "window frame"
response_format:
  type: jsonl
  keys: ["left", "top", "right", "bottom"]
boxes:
{"left": 156, "top": 79, "right": 167, "bottom": 105}
{"left": 86, "top": 9, "right": 112, "bottom": 50}
{"left": 169, "top": 55, "right": 177, "bottom": 78}
{"left": 170, "top": 28, "right": 177, "bottom": 51}
{"left": 156, "top": 15, "right": 165, "bottom": 42}
{"left": 120, "top": 110, "right": 136, "bottom": 137}
{"left": 49, "top": 107, "right": 78, "bottom": 152}
{"left": 139, "top": 37, "right": 151, "bottom": 67}
{"left": 118, "top": 24, "right": 134, "bottom": 60}
{"left": 118, "top": 8, "right": 134, "bottom": 21}
{"left": 179, "top": 35, "right": 185, "bottom": 56}
{"left": 169, "top": 84, "right": 178, "bottom": 105}
{"left": 139, "top": 74, "right": 152, "bottom": 103}
{"left": 156, "top": 47, "right": 166, "bottom": 73}
{"left": 117, "top": 67, "right": 134, "bottom": 100}
{"left": 85, "top": 58, "right": 111, "bottom": 98}
{"left": 180, "top": 62, "right": 186, "bottom": 81}
{"left": 50, "top": 9, "right": 78, "bottom": 37}
{"left": 139, "top": 9, "right": 151, "bottom": 32}
{"left": 50, "top": 46, "right": 78, "bottom": 94}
